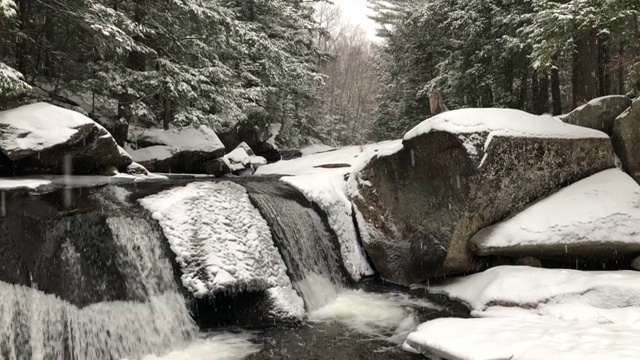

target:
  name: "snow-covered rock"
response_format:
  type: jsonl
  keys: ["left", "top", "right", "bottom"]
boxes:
{"left": 562, "top": 95, "right": 631, "bottom": 135}
{"left": 128, "top": 126, "right": 225, "bottom": 174}
{"left": 139, "top": 181, "right": 303, "bottom": 318}
{"left": 405, "top": 266, "right": 640, "bottom": 360}
{"left": 612, "top": 99, "right": 640, "bottom": 179}
{"left": 349, "top": 108, "right": 615, "bottom": 285}
{"left": 0, "top": 103, "right": 132, "bottom": 175}
{"left": 222, "top": 142, "right": 267, "bottom": 175}
{"left": 471, "top": 169, "right": 640, "bottom": 259}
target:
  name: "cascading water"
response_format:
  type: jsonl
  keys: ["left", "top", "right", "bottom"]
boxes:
{"left": 0, "top": 195, "right": 197, "bottom": 359}
{"left": 243, "top": 181, "right": 345, "bottom": 311}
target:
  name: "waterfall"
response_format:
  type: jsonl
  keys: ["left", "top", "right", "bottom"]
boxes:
{"left": 244, "top": 181, "right": 345, "bottom": 311}
{"left": 0, "top": 214, "right": 197, "bottom": 360}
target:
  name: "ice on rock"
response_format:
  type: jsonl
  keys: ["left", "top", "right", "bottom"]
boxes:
{"left": 139, "top": 181, "right": 304, "bottom": 318}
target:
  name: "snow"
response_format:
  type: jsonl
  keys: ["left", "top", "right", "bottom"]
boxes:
{"left": 300, "top": 144, "right": 335, "bottom": 156}
{"left": 283, "top": 172, "right": 374, "bottom": 280}
{"left": 472, "top": 169, "right": 640, "bottom": 253}
{"left": 225, "top": 147, "right": 250, "bottom": 172}
{"left": 405, "top": 266, "right": 640, "bottom": 360}
{"left": 139, "top": 181, "right": 303, "bottom": 317}
{"left": 0, "top": 103, "right": 94, "bottom": 160}
{"left": 405, "top": 316, "right": 640, "bottom": 360}
{"left": 0, "top": 179, "right": 51, "bottom": 190}
{"left": 129, "top": 126, "right": 225, "bottom": 154}
{"left": 403, "top": 109, "right": 609, "bottom": 163}
{"left": 128, "top": 145, "right": 175, "bottom": 163}
{"left": 255, "top": 140, "right": 402, "bottom": 176}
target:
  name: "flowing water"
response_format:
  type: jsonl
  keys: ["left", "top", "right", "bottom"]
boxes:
{"left": 0, "top": 179, "right": 452, "bottom": 360}
{"left": 0, "top": 215, "right": 198, "bottom": 359}
{"left": 244, "top": 181, "right": 345, "bottom": 311}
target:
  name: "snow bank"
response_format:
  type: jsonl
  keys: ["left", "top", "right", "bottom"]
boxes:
{"left": 404, "top": 109, "right": 609, "bottom": 161}
{"left": 405, "top": 266, "right": 640, "bottom": 360}
{"left": 472, "top": 169, "right": 640, "bottom": 254}
{"left": 0, "top": 103, "right": 94, "bottom": 159}
{"left": 430, "top": 266, "right": 640, "bottom": 315}
{"left": 130, "top": 126, "right": 225, "bottom": 154}
{"left": 405, "top": 316, "right": 640, "bottom": 360}
{"left": 283, "top": 172, "right": 374, "bottom": 281}
{"left": 139, "top": 181, "right": 303, "bottom": 317}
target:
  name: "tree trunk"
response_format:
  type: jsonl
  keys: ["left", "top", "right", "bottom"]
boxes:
{"left": 597, "top": 37, "right": 611, "bottom": 96}
{"left": 533, "top": 73, "right": 550, "bottom": 115}
{"left": 162, "top": 96, "right": 172, "bottom": 130}
{"left": 429, "top": 90, "right": 449, "bottom": 116}
{"left": 551, "top": 64, "right": 562, "bottom": 115}
{"left": 572, "top": 28, "right": 599, "bottom": 108}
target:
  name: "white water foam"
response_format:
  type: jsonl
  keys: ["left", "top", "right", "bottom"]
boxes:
{"left": 140, "top": 333, "right": 260, "bottom": 360}
{"left": 309, "top": 289, "right": 441, "bottom": 344}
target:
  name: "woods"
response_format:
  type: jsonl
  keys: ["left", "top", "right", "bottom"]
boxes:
{"left": 1, "top": 0, "right": 640, "bottom": 146}
{"left": 371, "top": 0, "right": 640, "bottom": 139}
{"left": 0, "top": 0, "right": 324, "bottom": 146}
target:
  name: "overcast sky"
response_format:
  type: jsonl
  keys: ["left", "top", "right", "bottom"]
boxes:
{"left": 332, "top": 0, "right": 379, "bottom": 40}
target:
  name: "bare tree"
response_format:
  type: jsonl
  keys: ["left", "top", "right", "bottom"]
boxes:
{"left": 313, "top": 3, "right": 382, "bottom": 145}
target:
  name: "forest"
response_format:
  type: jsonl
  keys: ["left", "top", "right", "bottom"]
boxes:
{"left": 1, "top": 0, "right": 640, "bottom": 146}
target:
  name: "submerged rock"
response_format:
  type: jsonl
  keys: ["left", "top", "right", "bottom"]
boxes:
{"left": 0, "top": 103, "right": 132, "bottom": 176}
{"left": 562, "top": 95, "right": 631, "bottom": 135}
{"left": 349, "top": 109, "right": 615, "bottom": 285}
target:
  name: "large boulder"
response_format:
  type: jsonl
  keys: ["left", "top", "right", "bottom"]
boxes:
{"left": 470, "top": 169, "right": 640, "bottom": 262}
{"left": 0, "top": 103, "right": 132, "bottom": 175}
{"left": 349, "top": 109, "right": 615, "bottom": 285}
{"left": 562, "top": 95, "right": 631, "bottom": 135}
{"left": 128, "top": 126, "right": 225, "bottom": 173}
{"left": 612, "top": 99, "right": 640, "bottom": 179}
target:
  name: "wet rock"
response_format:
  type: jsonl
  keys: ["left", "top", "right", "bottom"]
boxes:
{"left": 0, "top": 187, "right": 146, "bottom": 307}
{"left": 255, "top": 141, "right": 282, "bottom": 163}
{"left": 562, "top": 95, "right": 631, "bottom": 135}
{"left": 204, "top": 157, "right": 232, "bottom": 177}
{"left": 0, "top": 103, "right": 132, "bottom": 176}
{"left": 350, "top": 109, "right": 615, "bottom": 286}
{"left": 612, "top": 99, "right": 640, "bottom": 179}
{"left": 280, "top": 149, "right": 303, "bottom": 160}
{"left": 631, "top": 256, "right": 640, "bottom": 271}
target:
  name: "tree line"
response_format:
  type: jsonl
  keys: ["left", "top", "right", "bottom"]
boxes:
{"left": 370, "top": 0, "right": 640, "bottom": 139}
{"left": 0, "top": 0, "right": 325, "bottom": 147}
